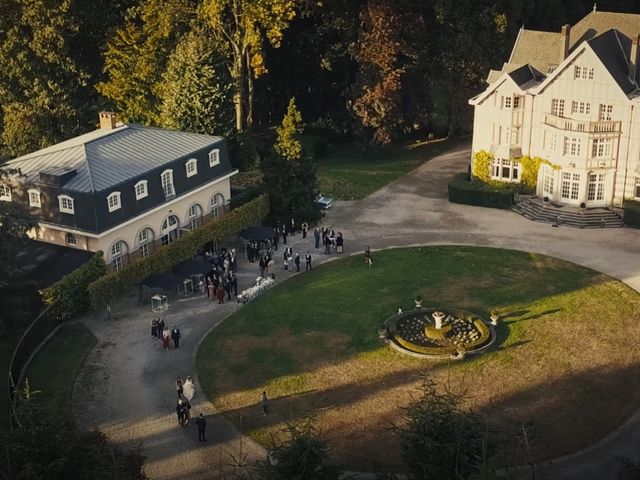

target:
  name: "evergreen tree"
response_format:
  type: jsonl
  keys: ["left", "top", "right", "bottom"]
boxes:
{"left": 159, "top": 28, "right": 233, "bottom": 136}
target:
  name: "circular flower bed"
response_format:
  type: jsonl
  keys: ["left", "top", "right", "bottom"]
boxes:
{"left": 384, "top": 307, "right": 495, "bottom": 358}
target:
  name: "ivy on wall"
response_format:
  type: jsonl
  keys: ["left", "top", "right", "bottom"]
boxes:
{"left": 88, "top": 194, "right": 270, "bottom": 308}
{"left": 472, "top": 151, "right": 493, "bottom": 183}
{"left": 472, "top": 150, "right": 559, "bottom": 189}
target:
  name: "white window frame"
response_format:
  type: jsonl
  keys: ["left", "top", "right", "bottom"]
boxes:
{"left": 543, "top": 170, "right": 555, "bottom": 196}
{"left": 66, "top": 233, "right": 77, "bottom": 246}
{"left": 161, "top": 169, "right": 175, "bottom": 199}
{"left": 571, "top": 101, "right": 591, "bottom": 116}
{"left": 58, "top": 194, "right": 75, "bottom": 214}
{"left": 490, "top": 158, "right": 520, "bottom": 182}
{"left": 599, "top": 104, "right": 613, "bottom": 121}
{"left": 587, "top": 173, "right": 605, "bottom": 201}
{"left": 0, "top": 184, "right": 11, "bottom": 202}
{"left": 210, "top": 193, "right": 225, "bottom": 218}
{"left": 185, "top": 158, "right": 198, "bottom": 178}
{"left": 209, "top": 149, "right": 220, "bottom": 167}
{"left": 110, "top": 241, "right": 126, "bottom": 271}
{"left": 502, "top": 96, "right": 512, "bottom": 109}
{"left": 107, "top": 191, "right": 122, "bottom": 212}
{"left": 28, "top": 189, "right": 41, "bottom": 208}
{"left": 138, "top": 228, "right": 152, "bottom": 258}
{"left": 591, "top": 138, "right": 612, "bottom": 158}
{"left": 563, "top": 137, "right": 581, "bottom": 157}
{"left": 551, "top": 99, "right": 565, "bottom": 117}
{"left": 134, "top": 180, "right": 148, "bottom": 200}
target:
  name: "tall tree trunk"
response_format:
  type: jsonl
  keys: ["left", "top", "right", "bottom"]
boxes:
{"left": 232, "top": 47, "right": 244, "bottom": 132}
{"left": 246, "top": 49, "right": 254, "bottom": 129}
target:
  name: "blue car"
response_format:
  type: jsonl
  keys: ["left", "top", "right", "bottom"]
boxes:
{"left": 314, "top": 194, "right": 333, "bottom": 209}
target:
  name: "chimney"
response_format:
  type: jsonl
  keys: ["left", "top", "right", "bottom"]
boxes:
{"left": 630, "top": 34, "right": 640, "bottom": 85}
{"left": 560, "top": 24, "right": 571, "bottom": 64}
{"left": 99, "top": 111, "right": 117, "bottom": 130}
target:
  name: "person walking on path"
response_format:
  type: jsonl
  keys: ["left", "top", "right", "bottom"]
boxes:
{"left": 176, "top": 399, "right": 186, "bottom": 427}
{"left": 314, "top": 227, "right": 320, "bottom": 249}
{"left": 176, "top": 377, "right": 183, "bottom": 398}
{"left": 196, "top": 413, "right": 207, "bottom": 442}
{"left": 336, "top": 232, "right": 344, "bottom": 254}
{"left": 162, "top": 327, "right": 171, "bottom": 350}
{"left": 216, "top": 285, "right": 225, "bottom": 304}
{"left": 183, "top": 397, "right": 191, "bottom": 425}
{"left": 305, "top": 252, "right": 312, "bottom": 272}
{"left": 294, "top": 253, "right": 300, "bottom": 272}
{"left": 364, "top": 246, "right": 373, "bottom": 268}
{"left": 183, "top": 376, "right": 195, "bottom": 401}
{"left": 171, "top": 326, "right": 181, "bottom": 348}
{"left": 261, "top": 391, "right": 269, "bottom": 415}
{"left": 302, "top": 222, "right": 308, "bottom": 239}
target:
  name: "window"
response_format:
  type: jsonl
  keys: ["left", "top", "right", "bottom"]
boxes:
{"left": 209, "top": 149, "right": 220, "bottom": 167}
{"left": 599, "top": 104, "right": 613, "bottom": 121}
{"left": 138, "top": 228, "right": 153, "bottom": 258}
{"left": 587, "top": 173, "right": 605, "bottom": 201}
{"left": 510, "top": 127, "right": 520, "bottom": 146}
{"left": 502, "top": 96, "right": 512, "bottom": 109}
{"left": 0, "top": 184, "right": 11, "bottom": 202}
{"left": 490, "top": 158, "right": 520, "bottom": 182}
{"left": 110, "top": 241, "right": 127, "bottom": 271}
{"left": 58, "top": 195, "right": 75, "bottom": 214}
{"left": 563, "top": 137, "right": 581, "bottom": 156}
{"left": 513, "top": 96, "right": 522, "bottom": 109}
{"left": 185, "top": 158, "right": 198, "bottom": 178}
{"left": 66, "top": 233, "right": 77, "bottom": 246}
{"left": 135, "top": 180, "right": 148, "bottom": 200}
{"left": 635, "top": 177, "right": 640, "bottom": 199}
{"left": 548, "top": 132, "right": 558, "bottom": 152}
{"left": 592, "top": 138, "right": 612, "bottom": 158}
{"left": 574, "top": 66, "right": 594, "bottom": 80}
{"left": 543, "top": 170, "right": 555, "bottom": 196}
{"left": 28, "top": 189, "right": 41, "bottom": 208}
{"left": 161, "top": 170, "right": 175, "bottom": 199}
{"left": 187, "top": 204, "right": 202, "bottom": 230}
{"left": 571, "top": 101, "right": 591, "bottom": 115}
{"left": 561, "top": 172, "right": 580, "bottom": 200}
{"left": 210, "top": 193, "right": 225, "bottom": 218}
{"left": 551, "top": 99, "right": 565, "bottom": 117}
{"left": 107, "top": 192, "right": 121, "bottom": 212}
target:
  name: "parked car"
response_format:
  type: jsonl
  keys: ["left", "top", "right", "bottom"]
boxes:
{"left": 314, "top": 194, "right": 333, "bottom": 209}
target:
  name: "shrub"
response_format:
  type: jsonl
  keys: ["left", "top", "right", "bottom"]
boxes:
{"left": 448, "top": 173, "right": 513, "bottom": 209}
{"left": 42, "top": 251, "right": 107, "bottom": 321}
{"left": 230, "top": 185, "right": 263, "bottom": 209}
{"left": 472, "top": 151, "right": 492, "bottom": 182}
{"left": 624, "top": 200, "right": 640, "bottom": 228}
{"left": 88, "top": 195, "right": 269, "bottom": 308}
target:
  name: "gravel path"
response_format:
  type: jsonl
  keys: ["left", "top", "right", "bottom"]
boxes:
{"left": 74, "top": 141, "right": 640, "bottom": 479}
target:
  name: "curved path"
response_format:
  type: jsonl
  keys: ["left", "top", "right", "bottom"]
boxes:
{"left": 74, "top": 141, "right": 640, "bottom": 479}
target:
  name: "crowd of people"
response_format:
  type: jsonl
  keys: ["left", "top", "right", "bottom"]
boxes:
{"left": 174, "top": 376, "right": 207, "bottom": 442}
{"left": 203, "top": 248, "right": 239, "bottom": 304}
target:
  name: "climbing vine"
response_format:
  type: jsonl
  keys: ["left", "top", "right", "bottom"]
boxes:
{"left": 472, "top": 150, "right": 492, "bottom": 182}
{"left": 519, "top": 156, "right": 560, "bottom": 188}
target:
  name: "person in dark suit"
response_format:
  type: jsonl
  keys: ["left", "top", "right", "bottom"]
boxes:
{"left": 305, "top": 252, "right": 312, "bottom": 271}
{"left": 196, "top": 413, "right": 207, "bottom": 442}
{"left": 171, "top": 327, "right": 181, "bottom": 348}
{"left": 294, "top": 253, "right": 300, "bottom": 272}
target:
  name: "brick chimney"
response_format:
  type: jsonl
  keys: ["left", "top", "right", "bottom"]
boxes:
{"left": 560, "top": 24, "right": 571, "bottom": 64}
{"left": 630, "top": 34, "right": 640, "bottom": 85}
{"left": 99, "top": 111, "right": 117, "bottom": 130}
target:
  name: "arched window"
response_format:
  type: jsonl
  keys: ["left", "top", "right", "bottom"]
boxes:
{"left": 110, "top": 240, "right": 128, "bottom": 271}
{"left": 58, "top": 195, "right": 75, "bottom": 214}
{"left": 160, "top": 215, "right": 180, "bottom": 246}
{"left": 137, "top": 227, "right": 154, "bottom": 258}
{"left": 186, "top": 203, "right": 202, "bottom": 230}
{"left": 209, "top": 149, "right": 220, "bottom": 167}
{"left": 107, "top": 191, "right": 121, "bottom": 212}
{"left": 185, "top": 158, "right": 198, "bottom": 178}
{"left": 66, "top": 233, "right": 77, "bottom": 246}
{"left": 161, "top": 169, "right": 175, "bottom": 199}
{"left": 0, "top": 184, "right": 12, "bottom": 202}
{"left": 210, "top": 193, "right": 225, "bottom": 218}
{"left": 28, "top": 189, "right": 41, "bottom": 208}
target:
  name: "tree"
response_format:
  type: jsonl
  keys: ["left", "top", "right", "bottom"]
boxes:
{"left": 253, "top": 418, "right": 328, "bottom": 480}
{"left": 159, "top": 28, "right": 233, "bottom": 136}
{"left": 98, "top": 0, "right": 197, "bottom": 124}
{"left": 396, "top": 376, "right": 503, "bottom": 480}
{"left": 274, "top": 97, "right": 303, "bottom": 160}
{"left": 200, "top": 0, "right": 299, "bottom": 132}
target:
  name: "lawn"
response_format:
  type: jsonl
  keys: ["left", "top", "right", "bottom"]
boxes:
{"left": 317, "top": 136, "right": 468, "bottom": 200}
{"left": 23, "top": 323, "right": 96, "bottom": 419}
{"left": 196, "top": 246, "right": 640, "bottom": 471}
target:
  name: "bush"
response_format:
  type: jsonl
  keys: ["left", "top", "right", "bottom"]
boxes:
{"left": 448, "top": 173, "right": 513, "bottom": 209}
{"left": 230, "top": 185, "right": 263, "bottom": 209}
{"left": 42, "top": 251, "right": 107, "bottom": 321}
{"left": 88, "top": 195, "right": 269, "bottom": 308}
{"left": 624, "top": 200, "right": 640, "bottom": 228}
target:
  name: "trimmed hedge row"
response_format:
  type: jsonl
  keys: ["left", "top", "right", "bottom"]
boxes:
{"left": 41, "top": 251, "right": 107, "bottom": 321}
{"left": 448, "top": 173, "right": 514, "bottom": 209}
{"left": 624, "top": 200, "right": 640, "bottom": 228}
{"left": 88, "top": 194, "right": 270, "bottom": 308}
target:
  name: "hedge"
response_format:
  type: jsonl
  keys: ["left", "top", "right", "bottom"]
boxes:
{"left": 42, "top": 251, "right": 107, "bottom": 321}
{"left": 448, "top": 173, "right": 514, "bottom": 209}
{"left": 88, "top": 194, "right": 270, "bottom": 308}
{"left": 624, "top": 200, "right": 640, "bottom": 228}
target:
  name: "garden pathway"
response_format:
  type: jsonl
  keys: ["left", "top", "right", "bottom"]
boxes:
{"left": 74, "top": 140, "right": 640, "bottom": 479}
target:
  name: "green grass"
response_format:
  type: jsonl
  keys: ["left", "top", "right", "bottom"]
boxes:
{"left": 23, "top": 323, "right": 96, "bottom": 419}
{"left": 196, "top": 246, "right": 640, "bottom": 470}
{"left": 317, "top": 136, "right": 468, "bottom": 200}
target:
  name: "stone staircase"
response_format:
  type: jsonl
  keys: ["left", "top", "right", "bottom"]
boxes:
{"left": 513, "top": 197, "right": 624, "bottom": 228}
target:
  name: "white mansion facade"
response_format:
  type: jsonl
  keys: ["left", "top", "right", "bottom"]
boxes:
{"left": 470, "top": 8, "right": 640, "bottom": 207}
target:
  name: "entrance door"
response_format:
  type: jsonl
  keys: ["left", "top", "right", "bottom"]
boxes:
{"left": 586, "top": 173, "right": 606, "bottom": 207}
{"left": 542, "top": 168, "right": 555, "bottom": 198}
{"left": 160, "top": 215, "right": 180, "bottom": 245}
{"left": 560, "top": 172, "right": 581, "bottom": 205}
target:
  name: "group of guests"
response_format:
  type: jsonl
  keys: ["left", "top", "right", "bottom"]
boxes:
{"left": 151, "top": 319, "right": 181, "bottom": 351}
{"left": 204, "top": 248, "right": 239, "bottom": 304}
{"left": 175, "top": 376, "right": 207, "bottom": 442}
{"left": 314, "top": 227, "right": 344, "bottom": 255}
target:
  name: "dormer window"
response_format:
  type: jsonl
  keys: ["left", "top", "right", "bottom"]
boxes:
{"left": 107, "top": 192, "right": 122, "bottom": 212}
{"left": 209, "top": 149, "right": 220, "bottom": 167}
{"left": 185, "top": 158, "right": 198, "bottom": 177}
{"left": 161, "top": 169, "right": 175, "bottom": 199}
{"left": 135, "top": 180, "right": 148, "bottom": 200}
{"left": 58, "top": 195, "right": 74, "bottom": 214}
{"left": 0, "top": 184, "right": 11, "bottom": 202}
{"left": 28, "top": 189, "right": 41, "bottom": 208}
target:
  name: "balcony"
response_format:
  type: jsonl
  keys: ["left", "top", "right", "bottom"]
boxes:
{"left": 543, "top": 114, "right": 621, "bottom": 134}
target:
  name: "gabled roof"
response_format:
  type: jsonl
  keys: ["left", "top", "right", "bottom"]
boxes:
{"left": 508, "top": 29, "right": 561, "bottom": 76}
{"left": 571, "top": 10, "right": 640, "bottom": 48}
{"left": 589, "top": 29, "right": 638, "bottom": 95}
{"left": 4, "top": 125, "right": 224, "bottom": 193}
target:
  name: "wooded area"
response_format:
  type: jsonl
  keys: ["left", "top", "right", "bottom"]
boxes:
{"left": 1, "top": 0, "right": 640, "bottom": 160}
